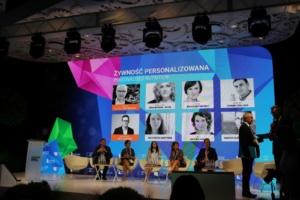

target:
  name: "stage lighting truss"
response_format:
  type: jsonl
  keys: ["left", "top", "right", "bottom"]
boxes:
{"left": 0, "top": 37, "right": 10, "bottom": 60}
{"left": 248, "top": 7, "right": 271, "bottom": 38}
{"left": 64, "top": 28, "right": 81, "bottom": 54}
{"left": 101, "top": 24, "right": 117, "bottom": 53}
{"left": 192, "top": 13, "right": 212, "bottom": 45}
{"left": 29, "top": 33, "right": 45, "bottom": 59}
{"left": 143, "top": 18, "right": 163, "bottom": 48}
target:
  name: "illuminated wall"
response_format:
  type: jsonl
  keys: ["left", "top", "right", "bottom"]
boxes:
{"left": 68, "top": 46, "right": 275, "bottom": 170}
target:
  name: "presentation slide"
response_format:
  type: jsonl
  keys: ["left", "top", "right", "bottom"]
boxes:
{"left": 68, "top": 46, "right": 275, "bottom": 166}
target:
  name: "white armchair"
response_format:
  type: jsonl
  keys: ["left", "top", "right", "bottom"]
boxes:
{"left": 179, "top": 157, "right": 190, "bottom": 171}
{"left": 89, "top": 157, "right": 114, "bottom": 179}
{"left": 139, "top": 158, "right": 164, "bottom": 182}
{"left": 114, "top": 157, "right": 139, "bottom": 181}
{"left": 165, "top": 157, "right": 191, "bottom": 171}
{"left": 253, "top": 161, "right": 276, "bottom": 191}
{"left": 64, "top": 155, "right": 89, "bottom": 179}
{"left": 219, "top": 158, "right": 243, "bottom": 185}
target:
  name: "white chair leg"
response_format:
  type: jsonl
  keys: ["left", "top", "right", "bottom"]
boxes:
{"left": 235, "top": 175, "right": 242, "bottom": 186}
{"left": 129, "top": 171, "right": 134, "bottom": 181}
{"left": 156, "top": 172, "right": 161, "bottom": 182}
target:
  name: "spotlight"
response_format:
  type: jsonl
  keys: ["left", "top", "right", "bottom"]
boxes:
{"left": 192, "top": 13, "right": 212, "bottom": 45}
{"left": 143, "top": 18, "right": 163, "bottom": 48}
{"left": 248, "top": 7, "right": 271, "bottom": 38}
{"left": 29, "top": 33, "right": 45, "bottom": 59}
{"left": 101, "top": 24, "right": 116, "bottom": 53}
{"left": 0, "top": 37, "right": 9, "bottom": 60}
{"left": 64, "top": 28, "right": 81, "bottom": 54}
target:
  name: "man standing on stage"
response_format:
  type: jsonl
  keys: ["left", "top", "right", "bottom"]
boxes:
{"left": 269, "top": 105, "right": 284, "bottom": 199}
{"left": 238, "top": 112, "right": 260, "bottom": 198}
{"left": 269, "top": 105, "right": 283, "bottom": 170}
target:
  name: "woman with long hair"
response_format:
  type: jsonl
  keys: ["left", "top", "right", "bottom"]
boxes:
{"left": 168, "top": 141, "right": 186, "bottom": 174}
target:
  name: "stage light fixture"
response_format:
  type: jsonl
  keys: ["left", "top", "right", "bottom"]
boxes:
{"left": 64, "top": 28, "right": 81, "bottom": 54}
{"left": 101, "top": 24, "right": 116, "bottom": 53}
{"left": 143, "top": 18, "right": 163, "bottom": 48}
{"left": 248, "top": 7, "right": 271, "bottom": 38}
{"left": 192, "top": 13, "right": 212, "bottom": 45}
{"left": 29, "top": 33, "right": 45, "bottom": 59}
{"left": 0, "top": 37, "right": 9, "bottom": 60}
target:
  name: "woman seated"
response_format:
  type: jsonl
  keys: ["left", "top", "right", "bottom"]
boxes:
{"left": 145, "top": 141, "right": 162, "bottom": 182}
{"left": 168, "top": 141, "right": 186, "bottom": 174}
{"left": 120, "top": 140, "right": 136, "bottom": 181}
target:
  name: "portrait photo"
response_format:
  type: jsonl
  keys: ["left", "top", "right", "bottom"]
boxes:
{"left": 112, "top": 84, "right": 140, "bottom": 111}
{"left": 145, "top": 82, "right": 176, "bottom": 110}
{"left": 145, "top": 112, "right": 175, "bottom": 141}
{"left": 181, "top": 111, "right": 215, "bottom": 142}
{"left": 220, "top": 78, "right": 255, "bottom": 108}
{"left": 221, "top": 111, "right": 256, "bottom": 141}
{"left": 111, "top": 113, "right": 139, "bottom": 141}
{"left": 182, "top": 80, "right": 214, "bottom": 109}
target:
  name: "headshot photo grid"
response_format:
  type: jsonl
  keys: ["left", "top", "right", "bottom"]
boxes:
{"left": 110, "top": 79, "right": 254, "bottom": 143}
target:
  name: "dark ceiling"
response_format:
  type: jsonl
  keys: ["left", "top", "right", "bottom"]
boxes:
{"left": 3, "top": 0, "right": 30, "bottom": 12}
{"left": 1, "top": 0, "right": 300, "bottom": 63}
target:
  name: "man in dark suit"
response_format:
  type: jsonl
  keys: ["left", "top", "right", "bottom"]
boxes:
{"left": 269, "top": 105, "right": 283, "bottom": 170}
{"left": 113, "top": 114, "right": 134, "bottom": 134}
{"left": 92, "top": 138, "right": 113, "bottom": 180}
{"left": 238, "top": 112, "right": 260, "bottom": 198}
{"left": 194, "top": 138, "right": 218, "bottom": 171}
{"left": 269, "top": 105, "right": 284, "bottom": 199}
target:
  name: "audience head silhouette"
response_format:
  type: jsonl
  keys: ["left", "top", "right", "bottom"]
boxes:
{"left": 3, "top": 181, "right": 53, "bottom": 200}
{"left": 100, "top": 186, "right": 147, "bottom": 200}
{"left": 170, "top": 175, "right": 205, "bottom": 200}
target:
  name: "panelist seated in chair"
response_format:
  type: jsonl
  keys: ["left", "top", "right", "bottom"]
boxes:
{"left": 168, "top": 141, "right": 186, "bottom": 174}
{"left": 92, "top": 138, "right": 113, "bottom": 180}
{"left": 120, "top": 140, "right": 136, "bottom": 181}
{"left": 145, "top": 141, "right": 162, "bottom": 182}
{"left": 194, "top": 138, "right": 218, "bottom": 171}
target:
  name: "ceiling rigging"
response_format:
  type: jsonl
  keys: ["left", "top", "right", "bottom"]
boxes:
{"left": 0, "top": 0, "right": 300, "bottom": 63}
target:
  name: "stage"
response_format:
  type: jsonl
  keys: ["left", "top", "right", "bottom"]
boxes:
{"left": 0, "top": 172, "right": 280, "bottom": 200}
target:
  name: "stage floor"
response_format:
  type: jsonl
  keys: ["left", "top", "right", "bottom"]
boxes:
{"left": 1, "top": 173, "right": 280, "bottom": 200}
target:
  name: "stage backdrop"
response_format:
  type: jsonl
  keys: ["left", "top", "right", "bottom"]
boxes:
{"left": 68, "top": 46, "right": 275, "bottom": 172}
